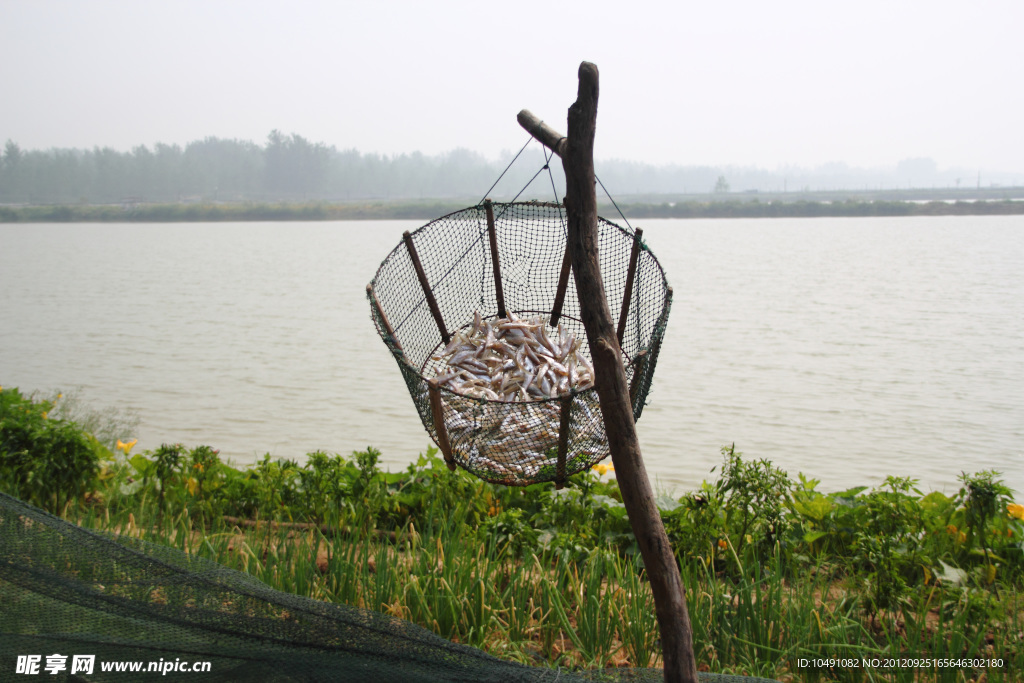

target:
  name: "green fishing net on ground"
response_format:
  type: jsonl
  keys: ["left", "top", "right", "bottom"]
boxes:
{"left": 0, "top": 493, "right": 776, "bottom": 682}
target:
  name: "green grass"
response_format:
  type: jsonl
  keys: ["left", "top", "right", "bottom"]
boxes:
{"left": 4, "top": 387, "right": 1024, "bottom": 680}
{"left": 60, "top": 456, "right": 1023, "bottom": 681}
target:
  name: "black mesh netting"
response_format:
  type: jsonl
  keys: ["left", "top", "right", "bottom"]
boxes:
{"left": 368, "top": 202, "right": 671, "bottom": 487}
{"left": 0, "top": 493, "right": 777, "bottom": 682}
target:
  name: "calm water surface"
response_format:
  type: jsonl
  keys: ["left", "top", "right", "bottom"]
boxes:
{"left": 2, "top": 216, "right": 1021, "bottom": 495}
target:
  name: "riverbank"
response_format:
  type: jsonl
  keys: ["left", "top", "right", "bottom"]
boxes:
{"left": 2, "top": 198, "right": 1023, "bottom": 223}
{"left": 3, "top": 387, "right": 1023, "bottom": 680}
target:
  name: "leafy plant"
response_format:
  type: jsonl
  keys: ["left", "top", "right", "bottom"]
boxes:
{"left": 853, "top": 475, "right": 924, "bottom": 614}
{"left": 152, "top": 443, "right": 185, "bottom": 520}
{"left": 483, "top": 508, "right": 539, "bottom": 558}
{"left": 959, "top": 469, "right": 1013, "bottom": 582}
{"left": 299, "top": 450, "right": 351, "bottom": 523}
{"left": 0, "top": 386, "right": 104, "bottom": 513}
{"left": 186, "top": 444, "right": 222, "bottom": 521}
{"left": 714, "top": 444, "right": 790, "bottom": 563}
{"left": 252, "top": 454, "right": 302, "bottom": 520}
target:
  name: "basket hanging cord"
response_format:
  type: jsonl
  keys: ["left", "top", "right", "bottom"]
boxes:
{"left": 596, "top": 173, "right": 648, "bottom": 365}
{"left": 543, "top": 145, "right": 567, "bottom": 237}
{"left": 596, "top": 173, "right": 636, "bottom": 235}
{"left": 493, "top": 163, "right": 550, "bottom": 224}
{"left": 547, "top": 141, "right": 573, "bottom": 327}
{"left": 393, "top": 128, "right": 628, "bottom": 343}
{"left": 481, "top": 125, "right": 563, "bottom": 226}
{"left": 478, "top": 134, "right": 533, "bottom": 205}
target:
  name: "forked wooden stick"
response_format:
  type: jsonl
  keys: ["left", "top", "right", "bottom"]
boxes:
{"left": 519, "top": 63, "right": 698, "bottom": 683}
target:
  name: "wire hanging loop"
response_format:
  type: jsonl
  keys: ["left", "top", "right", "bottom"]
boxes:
{"left": 478, "top": 134, "right": 534, "bottom": 206}
{"left": 478, "top": 127, "right": 566, "bottom": 228}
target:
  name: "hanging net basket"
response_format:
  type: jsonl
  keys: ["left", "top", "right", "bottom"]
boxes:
{"left": 367, "top": 201, "right": 671, "bottom": 487}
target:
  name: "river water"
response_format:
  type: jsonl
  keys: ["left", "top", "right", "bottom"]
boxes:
{"left": 1, "top": 216, "right": 1021, "bottom": 496}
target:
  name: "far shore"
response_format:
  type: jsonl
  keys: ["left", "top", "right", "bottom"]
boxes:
{"left": 2, "top": 196, "right": 1023, "bottom": 223}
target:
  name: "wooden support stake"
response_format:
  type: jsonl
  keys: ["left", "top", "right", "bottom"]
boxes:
{"left": 550, "top": 245, "right": 572, "bottom": 326}
{"left": 484, "top": 199, "right": 506, "bottom": 318}
{"left": 366, "top": 284, "right": 404, "bottom": 354}
{"left": 617, "top": 227, "right": 643, "bottom": 345}
{"left": 555, "top": 393, "right": 573, "bottom": 489}
{"left": 403, "top": 230, "right": 450, "bottom": 346}
{"left": 524, "top": 61, "right": 698, "bottom": 683}
{"left": 427, "top": 379, "right": 457, "bottom": 471}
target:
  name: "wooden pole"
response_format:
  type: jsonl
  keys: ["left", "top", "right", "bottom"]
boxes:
{"left": 522, "top": 62, "right": 699, "bottom": 683}
{"left": 617, "top": 227, "right": 643, "bottom": 345}
{"left": 555, "top": 393, "right": 572, "bottom": 489}
{"left": 427, "top": 379, "right": 457, "bottom": 471}
{"left": 366, "top": 283, "right": 404, "bottom": 355}
{"left": 516, "top": 110, "right": 566, "bottom": 157}
{"left": 484, "top": 199, "right": 507, "bottom": 318}
{"left": 549, "top": 246, "right": 572, "bottom": 326}
{"left": 628, "top": 349, "right": 648, "bottom": 407}
{"left": 403, "top": 230, "right": 450, "bottom": 345}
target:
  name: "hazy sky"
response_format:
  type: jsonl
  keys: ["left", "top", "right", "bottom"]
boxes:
{"left": 2, "top": 0, "right": 1021, "bottom": 171}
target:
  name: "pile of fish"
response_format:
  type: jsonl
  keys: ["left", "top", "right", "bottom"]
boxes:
{"left": 429, "top": 310, "right": 595, "bottom": 402}
{"left": 422, "top": 311, "right": 607, "bottom": 482}
{"left": 447, "top": 396, "right": 606, "bottom": 482}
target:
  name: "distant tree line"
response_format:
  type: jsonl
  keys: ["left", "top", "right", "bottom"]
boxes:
{"left": 2, "top": 132, "right": 1022, "bottom": 205}
{"left": 0, "top": 132, "right": 558, "bottom": 205}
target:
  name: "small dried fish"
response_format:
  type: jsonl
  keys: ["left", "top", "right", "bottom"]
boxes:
{"left": 424, "top": 311, "right": 616, "bottom": 482}
{"left": 431, "top": 311, "right": 595, "bottom": 403}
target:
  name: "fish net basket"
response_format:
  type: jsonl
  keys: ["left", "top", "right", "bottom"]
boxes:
{"left": 367, "top": 201, "right": 671, "bottom": 487}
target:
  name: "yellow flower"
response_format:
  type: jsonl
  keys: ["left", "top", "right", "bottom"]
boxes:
{"left": 42, "top": 412, "right": 48, "bottom": 420}
{"left": 946, "top": 524, "right": 958, "bottom": 536}
{"left": 116, "top": 439, "right": 138, "bottom": 454}
{"left": 592, "top": 463, "right": 615, "bottom": 476}
{"left": 1007, "top": 503, "right": 1024, "bottom": 520}
{"left": 717, "top": 538, "right": 728, "bottom": 550}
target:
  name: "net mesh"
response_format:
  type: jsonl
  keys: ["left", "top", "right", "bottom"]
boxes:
{"left": 1, "top": 492, "right": 777, "bottom": 682}
{"left": 368, "top": 202, "right": 672, "bottom": 486}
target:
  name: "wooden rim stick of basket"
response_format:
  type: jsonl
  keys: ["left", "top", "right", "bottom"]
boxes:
{"left": 365, "top": 284, "right": 404, "bottom": 356}
{"left": 519, "top": 63, "right": 699, "bottom": 683}
{"left": 555, "top": 393, "right": 572, "bottom": 489}
{"left": 617, "top": 227, "right": 644, "bottom": 345}
{"left": 402, "top": 230, "right": 450, "bottom": 346}
{"left": 549, "top": 245, "right": 573, "bottom": 327}
{"left": 483, "top": 199, "right": 507, "bottom": 318}
{"left": 427, "top": 379, "right": 457, "bottom": 471}
{"left": 628, "top": 349, "right": 648, "bottom": 406}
